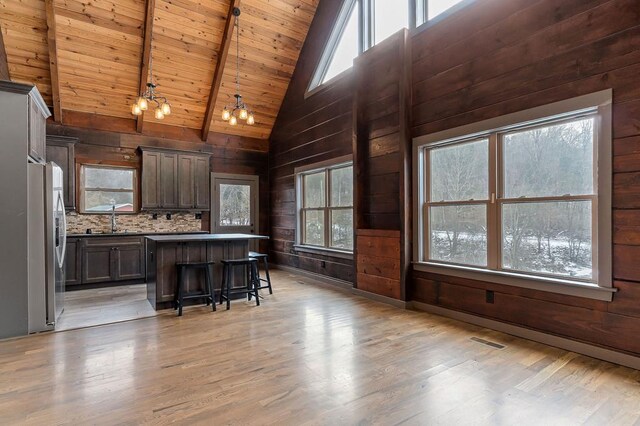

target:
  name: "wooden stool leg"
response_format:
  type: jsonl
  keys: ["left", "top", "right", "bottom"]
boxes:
{"left": 177, "top": 265, "right": 184, "bottom": 317}
{"left": 263, "top": 257, "right": 272, "bottom": 294}
{"left": 205, "top": 265, "right": 216, "bottom": 312}
{"left": 252, "top": 262, "right": 260, "bottom": 306}
{"left": 247, "top": 264, "right": 252, "bottom": 301}
{"left": 219, "top": 265, "right": 226, "bottom": 305}
{"left": 226, "top": 266, "right": 231, "bottom": 310}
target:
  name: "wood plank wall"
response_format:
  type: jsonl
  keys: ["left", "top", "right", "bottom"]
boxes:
{"left": 47, "top": 118, "right": 269, "bottom": 253}
{"left": 356, "top": 229, "right": 401, "bottom": 299}
{"left": 269, "top": 0, "right": 354, "bottom": 282}
{"left": 352, "top": 30, "right": 412, "bottom": 300}
{"left": 410, "top": 0, "right": 640, "bottom": 355}
{"left": 273, "top": 0, "right": 640, "bottom": 354}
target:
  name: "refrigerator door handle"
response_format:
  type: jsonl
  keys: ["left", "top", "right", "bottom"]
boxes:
{"left": 57, "top": 192, "right": 67, "bottom": 269}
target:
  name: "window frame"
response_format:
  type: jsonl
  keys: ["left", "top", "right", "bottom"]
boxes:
{"left": 307, "top": 0, "right": 475, "bottom": 96}
{"left": 79, "top": 164, "right": 139, "bottom": 215}
{"left": 295, "top": 155, "right": 354, "bottom": 255}
{"left": 413, "top": 90, "right": 615, "bottom": 301}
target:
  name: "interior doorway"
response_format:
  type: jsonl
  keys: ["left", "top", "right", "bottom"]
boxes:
{"left": 211, "top": 173, "right": 259, "bottom": 250}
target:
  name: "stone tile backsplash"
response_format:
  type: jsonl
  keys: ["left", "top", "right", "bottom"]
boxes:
{"left": 66, "top": 212, "right": 203, "bottom": 234}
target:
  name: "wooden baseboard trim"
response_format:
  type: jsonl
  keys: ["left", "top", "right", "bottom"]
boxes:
{"left": 272, "top": 265, "right": 409, "bottom": 309}
{"left": 411, "top": 301, "right": 640, "bottom": 371}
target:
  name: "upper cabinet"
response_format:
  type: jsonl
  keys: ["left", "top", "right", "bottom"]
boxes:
{"left": 28, "top": 97, "right": 47, "bottom": 163}
{"left": 46, "top": 135, "right": 77, "bottom": 211}
{"left": 140, "top": 148, "right": 210, "bottom": 211}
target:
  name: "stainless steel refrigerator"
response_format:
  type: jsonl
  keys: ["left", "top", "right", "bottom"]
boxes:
{"left": 27, "top": 162, "right": 67, "bottom": 332}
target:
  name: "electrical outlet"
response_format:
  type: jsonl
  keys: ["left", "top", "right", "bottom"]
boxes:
{"left": 166, "top": 213, "right": 172, "bottom": 220}
{"left": 195, "top": 213, "right": 202, "bottom": 220}
{"left": 486, "top": 290, "right": 495, "bottom": 304}
{"left": 152, "top": 213, "right": 158, "bottom": 220}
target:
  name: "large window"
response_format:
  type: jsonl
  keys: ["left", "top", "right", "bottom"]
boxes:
{"left": 308, "top": 0, "right": 469, "bottom": 93}
{"left": 414, "top": 91, "right": 613, "bottom": 300}
{"left": 80, "top": 165, "right": 137, "bottom": 213}
{"left": 296, "top": 157, "right": 354, "bottom": 252}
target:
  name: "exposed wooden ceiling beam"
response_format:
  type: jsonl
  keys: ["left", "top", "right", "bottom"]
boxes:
{"left": 201, "top": 0, "right": 241, "bottom": 141}
{"left": 136, "top": 0, "right": 156, "bottom": 133}
{"left": 45, "top": 0, "right": 62, "bottom": 122}
{"left": 0, "top": 22, "right": 9, "bottom": 81}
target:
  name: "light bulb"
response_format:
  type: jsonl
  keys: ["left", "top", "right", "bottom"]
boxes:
{"left": 131, "top": 103, "right": 142, "bottom": 116}
{"left": 161, "top": 102, "right": 171, "bottom": 116}
{"left": 247, "top": 114, "right": 255, "bottom": 125}
{"left": 154, "top": 107, "right": 165, "bottom": 120}
{"left": 137, "top": 97, "right": 148, "bottom": 111}
{"left": 229, "top": 115, "right": 238, "bottom": 126}
{"left": 222, "top": 108, "right": 231, "bottom": 121}
{"left": 239, "top": 108, "right": 248, "bottom": 120}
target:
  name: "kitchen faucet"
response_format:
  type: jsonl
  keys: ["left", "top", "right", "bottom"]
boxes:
{"left": 111, "top": 202, "right": 117, "bottom": 233}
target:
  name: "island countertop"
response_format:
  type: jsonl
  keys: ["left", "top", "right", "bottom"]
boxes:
{"left": 145, "top": 233, "right": 268, "bottom": 243}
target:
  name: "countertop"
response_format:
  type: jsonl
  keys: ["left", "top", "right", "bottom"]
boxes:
{"left": 145, "top": 233, "right": 268, "bottom": 242}
{"left": 68, "top": 231, "right": 209, "bottom": 238}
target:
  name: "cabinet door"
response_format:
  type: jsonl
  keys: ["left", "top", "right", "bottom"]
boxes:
{"left": 178, "top": 154, "right": 195, "bottom": 209}
{"left": 114, "top": 242, "right": 145, "bottom": 281}
{"left": 160, "top": 153, "right": 179, "bottom": 209}
{"left": 157, "top": 243, "right": 182, "bottom": 302}
{"left": 82, "top": 245, "right": 114, "bottom": 284}
{"left": 182, "top": 242, "right": 208, "bottom": 294}
{"left": 46, "top": 138, "right": 76, "bottom": 210}
{"left": 194, "top": 156, "right": 210, "bottom": 210}
{"left": 141, "top": 150, "right": 161, "bottom": 209}
{"left": 28, "top": 98, "right": 46, "bottom": 163}
{"left": 64, "top": 238, "right": 82, "bottom": 285}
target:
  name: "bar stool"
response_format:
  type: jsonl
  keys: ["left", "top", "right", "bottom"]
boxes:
{"left": 249, "top": 251, "right": 273, "bottom": 295}
{"left": 175, "top": 261, "right": 216, "bottom": 317}
{"left": 219, "top": 258, "right": 260, "bottom": 310}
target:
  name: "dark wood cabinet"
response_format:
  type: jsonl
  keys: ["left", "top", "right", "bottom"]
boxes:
{"left": 64, "top": 237, "right": 82, "bottom": 286}
{"left": 140, "top": 147, "right": 210, "bottom": 211}
{"left": 161, "top": 152, "right": 178, "bottom": 208}
{"left": 141, "top": 150, "right": 161, "bottom": 209}
{"left": 28, "top": 96, "right": 47, "bottom": 163}
{"left": 46, "top": 136, "right": 77, "bottom": 211}
{"left": 195, "top": 155, "right": 210, "bottom": 210}
{"left": 79, "top": 236, "right": 145, "bottom": 285}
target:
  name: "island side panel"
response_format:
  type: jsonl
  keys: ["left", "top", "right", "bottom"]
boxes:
{"left": 146, "top": 239, "right": 157, "bottom": 308}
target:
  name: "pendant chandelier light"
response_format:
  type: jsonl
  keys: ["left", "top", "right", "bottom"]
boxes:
{"left": 131, "top": 33, "right": 171, "bottom": 120}
{"left": 222, "top": 7, "right": 255, "bottom": 127}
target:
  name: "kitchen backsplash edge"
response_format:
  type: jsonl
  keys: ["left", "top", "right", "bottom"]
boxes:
{"left": 66, "top": 212, "right": 203, "bottom": 234}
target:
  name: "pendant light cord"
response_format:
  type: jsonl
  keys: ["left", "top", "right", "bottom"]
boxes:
{"left": 236, "top": 13, "right": 240, "bottom": 105}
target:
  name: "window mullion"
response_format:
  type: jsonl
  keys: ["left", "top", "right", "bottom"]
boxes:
{"left": 487, "top": 133, "right": 499, "bottom": 270}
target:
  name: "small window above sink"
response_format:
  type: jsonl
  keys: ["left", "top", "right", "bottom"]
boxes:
{"left": 79, "top": 164, "right": 138, "bottom": 214}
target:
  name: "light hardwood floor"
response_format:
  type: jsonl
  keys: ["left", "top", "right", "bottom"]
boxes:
{"left": 55, "top": 284, "right": 157, "bottom": 331}
{"left": 1, "top": 269, "right": 640, "bottom": 425}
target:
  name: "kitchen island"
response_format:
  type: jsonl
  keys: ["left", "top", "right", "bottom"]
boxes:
{"left": 145, "top": 233, "right": 268, "bottom": 310}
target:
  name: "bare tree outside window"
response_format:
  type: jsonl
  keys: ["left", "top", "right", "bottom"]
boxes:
{"left": 219, "top": 184, "right": 251, "bottom": 226}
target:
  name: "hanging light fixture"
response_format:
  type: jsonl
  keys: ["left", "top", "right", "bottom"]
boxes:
{"left": 131, "top": 32, "right": 171, "bottom": 120}
{"left": 221, "top": 7, "right": 256, "bottom": 127}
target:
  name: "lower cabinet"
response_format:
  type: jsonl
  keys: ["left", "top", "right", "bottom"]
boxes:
{"left": 67, "top": 236, "right": 145, "bottom": 286}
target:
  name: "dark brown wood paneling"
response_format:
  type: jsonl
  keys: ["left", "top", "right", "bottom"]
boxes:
{"left": 410, "top": 0, "right": 640, "bottom": 356}
{"left": 268, "top": 0, "right": 354, "bottom": 282}
{"left": 356, "top": 229, "right": 401, "bottom": 299}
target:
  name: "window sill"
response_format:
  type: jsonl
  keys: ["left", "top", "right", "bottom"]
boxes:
{"left": 294, "top": 245, "right": 353, "bottom": 260}
{"left": 413, "top": 262, "right": 616, "bottom": 302}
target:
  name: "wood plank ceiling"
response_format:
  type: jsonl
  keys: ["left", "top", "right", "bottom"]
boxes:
{"left": 0, "top": 0, "right": 319, "bottom": 140}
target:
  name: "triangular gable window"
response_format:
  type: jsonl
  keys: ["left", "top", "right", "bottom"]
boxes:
{"left": 307, "top": 0, "right": 358, "bottom": 92}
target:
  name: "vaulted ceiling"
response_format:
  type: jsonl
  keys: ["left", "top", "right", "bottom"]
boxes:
{"left": 0, "top": 0, "right": 319, "bottom": 140}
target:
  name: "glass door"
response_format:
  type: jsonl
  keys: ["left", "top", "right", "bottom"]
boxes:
{"left": 211, "top": 174, "right": 259, "bottom": 240}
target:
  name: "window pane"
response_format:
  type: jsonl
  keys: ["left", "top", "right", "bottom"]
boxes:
{"left": 374, "top": 0, "right": 409, "bottom": 44}
{"left": 304, "top": 172, "right": 326, "bottom": 208}
{"left": 84, "top": 167, "right": 134, "bottom": 190}
{"left": 502, "top": 201, "right": 592, "bottom": 279}
{"left": 219, "top": 184, "right": 251, "bottom": 226}
{"left": 428, "top": 0, "right": 465, "bottom": 19}
{"left": 84, "top": 191, "right": 134, "bottom": 212}
{"left": 330, "top": 166, "right": 353, "bottom": 207}
{"left": 503, "top": 118, "right": 594, "bottom": 198}
{"left": 331, "top": 209, "right": 353, "bottom": 250}
{"left": 323, "top": 5, "right": 358, "bottom": 83}
{"left": 430, "top": 139, "right": 488, "bottom": 202}
{"left": 429, "top": 205, "right": 487, "bottom": 266}
{"left": 304, "top": 210, "right": 325, "bottom": 246}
